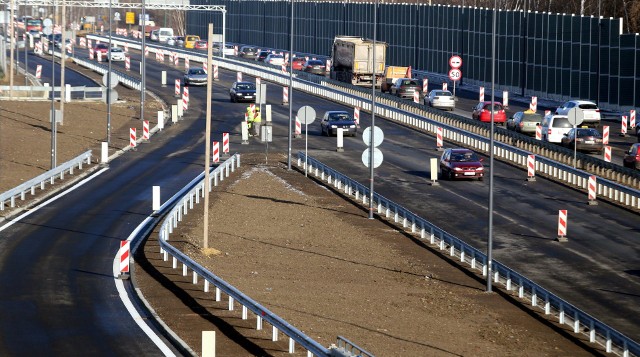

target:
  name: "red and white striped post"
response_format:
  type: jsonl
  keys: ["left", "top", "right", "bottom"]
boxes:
{"left": 143, "top": 120, "right": 150, "bottom": 140}
{"left": 173, "top": 53, "right": 179, "bottom": 67}
{"left": 89, "top": 48, "right": 94, "bottom": 60}
{"left": 66, "top": 42, "right": 72, "bottom": 54}
{"left": 80, "top": 37, "right": 86, "bottom": 47}
{"left": 282, "top": 87, "right": 289, "bottom": 105}
{"left": 603, "top": 125, "right": 609, "bottom": 144}
{"left": 119, "top": 241, "right": 130, "bottom": 277}
{"left": 256, "top": 77, "right": 261, "bottom": 87}
{"left": 436, "top": 127, "right": 443, "bottom": 151}
{"left": 535, "top": 125, "right": 542, "bottom": 140}
{"left": 630, "top": 109, "right": 636, "bottom": 128}
{"left": 237, "top": 71, "right": 242, "bottom": 82}
{"left": 87, "top": 39, "right": 92, "bottom": 48}
{"left": 354, "top": 107, "right": 360, "bottom": 127}
{"left": 604, "top": 146, "right": 612, "bottom": 162}
{"left": 479, "top": 86, "right": 485, "bottom": 102}
{"left": 212, "top": 141, "right": 220, "bottom": 163}
{"left": 203, "top": 59, "right": 208, "bottom": 74}
{"left": 185, "top": 58, "right": 189, "bottom": 70}
{"left": 213, "top": 64, "right": 219, "bottom": 81}
{"left": 144, "top": 46, "right": 149, "bottom": 57}
{"left": 588, "top": 175, "right": 597, "bottom": 205}
{"left": 442, "top": 82, "right": 448, "bottom": 91}
{"left": 124, "top": 44, "right": 128, "bottom": 53}
{"left": 557, "top": 210, "right": 568, "bottom": 242}
{"left": 175, "top": 79, "right": 181, "bottom": 97}
{"left": 527, "top": 154, "right": 536, "bottom": 181}
{"left": 422, "top": 78, "right": 428, "bottom": 94}
{"left": 182, "top": 87, "right": 189, "bottom": 111}
{"left": 530, "top": 96, "right": 538, "bottom": 112}
{"left": 125, "top": 56, "right": 130, "bottom": 71}
{"left": 234, "top": 45, "right": 239, "bottom": 56}
{"left": 97, "top": 51, "right": 103, "bottom": 62}
{"left": 281, "top": 64, "right": 287, "bottom": 73}
{"left": 222, "top": 132, "right": 230, "bottom": 156}
{"left": 130, "top": 128, "right": 136, "bottom": 148}
{"left": 621, "top": 115, "right": 628, "bottom": 136}
{"left": 35, "top": 65, "right": 42, "bottom": 79}
{"left": 413, "top": 91, "right": 419, "bottom": 104}
{"left": 502, "top": 90, "right": 509, "bottom": 107}
{"left": 294, "top": 116, "right": 302, "bottom": 138}
{"left": 160, "top": 50, "right": 165, "bottom": 62}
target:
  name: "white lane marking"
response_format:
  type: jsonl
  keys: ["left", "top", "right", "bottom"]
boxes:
{"left": 113, "top": 217, "right": 176, "bottom": 357}
{"left": 0, "top": 167, "right": 109, "bottom": 232}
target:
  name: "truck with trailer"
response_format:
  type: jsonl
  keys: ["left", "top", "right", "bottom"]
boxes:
{"left": 330, "top": 36, "right": 387, "bottom": 87}
{"left": 380, "top": 66, "right": 410, "bottom": 93}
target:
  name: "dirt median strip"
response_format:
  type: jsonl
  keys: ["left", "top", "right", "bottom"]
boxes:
{"left": 134, "top": 153, "right": 595, "bottom": 356}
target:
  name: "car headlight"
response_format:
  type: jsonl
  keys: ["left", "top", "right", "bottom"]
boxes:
{"left": 453, "top": 167, "right": 463, "bottom": 171}
{"left": 331, "top": 125, "right": 337, "bottom": 128}
{"left": 476, "top": 167, "right": 484, "bottom": 171}
{"left": 350, "top": 125, "right": 356, "bottom": 128}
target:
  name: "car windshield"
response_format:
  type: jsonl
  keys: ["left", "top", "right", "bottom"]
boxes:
{"left": 308, "top": 60, "right": 323, "bottom": 65}
{"left": 483, "top": 103, "right": 504, "bottom": 111}
{"left": 190, "top": 69, "right": 206, "bottom": 75}
{"left": 270, "top": 55, "right": 284, "bottom": 59}
{"left": 401, "top": 80, "right": 419, "bottom": 86}
{"left": 237, "top": 83, "right": 256, "bottom": 90}
{"left": 434, "top": 91, "right": 451, "bottom": 96}
{"left": 111, "top": 48, "right": 122, "bottom": 53}
{"left": 552, "top": 117, "right": 572, "bottom": 128}
{"left": 578, "top": 103, "right": 598, "bottom": 110}
{"left": 328, "top": 113, "right": 351, "bottom": 121}
{"left": 451, "top": 152, "right": 479, "bottom": 162}
{"left": 576, "top": 129, "right": 601, "bottom": 137}
{"left": 522, "top": 113, "right": 542, "bottom": 122}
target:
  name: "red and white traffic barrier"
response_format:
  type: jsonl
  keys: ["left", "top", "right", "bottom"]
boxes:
{"left": 160, "top": 50, "right": 166, "bottom": 62}
{"left": 326, "top": 59, "right": 332, "bottom": 70}
{"left": 89, "top": 48, "right": 94, "bottom": 60}
{"left": 422, "top": 78, "right": 428, "bottom": 94}
{"left": 557, "top": 210, "right": 568, "bottom": 241}
{"left": 603, "top": 126, "right": 609, "bottom": 144}
{"left": 442, "top": 82, "right": 448, "bottom": 91}
{"left": 175, "top": 79, "right": 181, "bottom": 97}
{"left": 130, "top": 128, "right": 136, "bottom": 147}
{"left": 621, "top": 115, "right": 628, "bottom": 136}
{"left": 87, "top": 39, "right": 92, "bottom": 48}
{"left": 212, "top": 141, "right": 220, "bottom": 163}
{"left": 479, "top": 86, "right": 484, "bottom": 102}
{"left": 222, "top": 132, "right": 230, "bottom": 155}
{"left": 124, "top": 44, "right": 128, "bottom": 53}
{"left": 182, "top": 87, "right": 189, "bottom": 111}
{"left": 502, "top": 91, "right": 509, "bottom": 107}
{"left": 588, "top": 175, "right": 597, "bottom": 204}
{"left": 631, "top": 109, "right": 636, "bottom": 128}
{"left": 144, "top": 46, "right": 149, "bottom": 57}
{"left": 80, "top": 37, "right": 86, "bottom": 47}
{"left": 294, "top": 116, "right": 302, "bottom": 138}
{"left": 203, "top": 59, "right": 208, "bottom": 74}
{"left": 66, "top": 43, "right": 72, "bottom": 54}
{"left": 604, "top": 146, "right": 612, "bottom": 162}
{"left": 143, "top": 120, "right": 150, "bottom": 140}
{"left": 119, "top": 241, "right": 130, "bottom": 275}
{"left": 281, "top": 64, "right": 287, "bottom": 73}
{"left": 256, "top": 77, "right": 261, "bottom": 87}
{"left": 35, "top": 65, "right": 42, "bottom": 79}
{"left": 214, "top": 65, "right": 219, "bottom": 80}
{"left": 527, "top": 154, "right": 536, "bottom": 181}
{"left": 185, "top": 58, "right": 189, "bottom": 70}
{"left": 169, "top": 52, "right": 174, "bottom": 64}
{"left": 234, "top": 45, "right": 239, "bottom": 56}
{"left": 530, "top": 96, "right": 537, "bottom": 112}
{"left": 535, "top": 125, "right": 542, "bottom": 140}
{"left": 544, "top": 110, "right": 551, "bottom": 117}
{"left": 173, "top": 53, "right": 178, "bottom": 66}
{"left": 125, "top": 56, "right": 130, "bottom": 71}
{"left": 282, "top": 87, "right": 289, "bottom": 105}
{"left": 237, "top": 71, "right": 242, "bottom": 82}
{"left": 97, "top": 51, "right": 103, "bottom": 62}
{"left": 354, "top": 107, "right": 360, "bottom": 126}
{"left": 43, "top": 41, "right": 49, "bottom": 53}
{"left": 436, "top": 127, "right": 443, "bottom": 150}
{"left": 413, "top": 91, "right": 419, "bottom": 104}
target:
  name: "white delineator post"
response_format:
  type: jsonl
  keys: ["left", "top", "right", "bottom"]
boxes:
{"left": 588, "top": 175, "right": 597, "bottom": 205}
{"left": 101, "top": 142, "right": 108, "bottom": 163}
{"left": 294, "top": 116, "right": 301, "bottom": 138}
{"left": 603, "top": 126, "right": 609, "bottom": 144}
{"left": 422, "top": 78, "right": 428, "bottom": 94}
{"left": 429, "top": 157, "right": 439, "bottom": 186}
{"left": 143, "top": 120, "right": 150, "bottom": 140}
{"left": 119, "top": 241, "right": 130, "bottom": 277}
{"left": 436, "top": 127, "right": 443, "bottom": 151}
{"left": 336, "top": 129, "right": 344, "bottom": 152}
{"left": 212, "top": 141, "right": 220, "bottom": 163}
{"left": 130, "top": 128, "right": 136, "bottom": 148}
{"left": 282, "top": 87, "right": 289, "bottom": 105}
{"left": 527, "top": 154, "right": 536, "bottom": 181}
{"left": 530, "top": 96, "right": 538, "bottom": 112}
{"left": 36, "top": 65, "right": 42, "bottom": 79}
{"left": 604, "top": 146, "right": 612, "bottom": 162}
{"left": 557, "top": 210, "right": 568, "bottom": 242}
{"left": 175, "top": 79, "right": 181, "bottom": 97}
{"left": 237, "top": 71, "right": 242, "bottom": 82}
{"left": 159, "top": 110, "right": 165, "bottom": 129}
{"left": 502, "top": 90, "right": 509, "bottom": 107}
{"left": 354, "top": 107, "right": 360, "bottom": 127}
{"left": 222, "top": 132, "right": 230, "bottom": 156}
{"left": 152, "top": 186, "right": 160, "bottom": 211}
{"left": 173, "top": 52, "right": 178, "bottom": 66}
{"left": 479, "top": 86, "right": 485, "bottom": 102}
{"left": 214, "top": 65, "right": 219, "bottom": 81}
{"left": 621, "top": 115, "right": 628, "bottom": 136}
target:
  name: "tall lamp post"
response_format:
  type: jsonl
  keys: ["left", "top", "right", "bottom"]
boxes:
{"left": 287, "top": 0, "right": 294, "bottom": 170}
{"left": 486, "top": 0, "right": 497, "bottom": 293}
{"left": 368, "top": 0, "right": 378, "bottom": 219}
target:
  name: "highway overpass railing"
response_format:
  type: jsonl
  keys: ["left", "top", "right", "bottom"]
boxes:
{"left": 156, "top": 154, "right": 361, "bottom": 357}
{"left": 0, "top": 150, "right": 92, "bottom": 211}
{"left": 297, "top": 151, "right": 640, "bottom": 357}
{"left": 72, "top": 56, "right": 142, "bottom": 90}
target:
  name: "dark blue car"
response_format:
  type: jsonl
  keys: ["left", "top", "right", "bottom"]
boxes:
{"left": 320, "top": 111, "right": 357, "bottom": 137}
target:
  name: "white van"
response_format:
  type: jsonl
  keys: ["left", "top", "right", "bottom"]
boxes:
{"left": 541, "top": 114, "right": 573, "bottom": 143}
{"left": 157, "top": 28, "right": 174, "bottom": 43}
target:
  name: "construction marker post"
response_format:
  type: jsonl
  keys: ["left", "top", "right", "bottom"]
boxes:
{"left": 535, "top": 125, "right": 542, "bottom": 140}
{"left": 118, "top": 241, "right": 130, "bottom": 279}
{"left": 621, "top": 115, "right": 627, "bottom": 137}
{"left": 129, "top": 128, "right": 137, "bottom": 148}
{"left": 212, "top": 141, "right": 220, "bottom": 163}
{"left": 422, "top": 78, "right": 428, "bottom": 94}
{"left": 436, "top": 127, "right": 443, "bottom": 151}
{"left": 282, "top": 87, "right": 289, "bottom": 105}
{"left": 604, "top": 146, "right": 612, "bottom": 162}
{"left": 527, "top": 154, "right": 536, "bottom": 181}
{"left": 429, "top": 157, "right": 439, "bottom": 186}
{"left": 158, "top": 110, "right": 165, "bottom": 129}
{"left": 175, "top": 79, "right": 181, "bottom": 97}
{"left": 161, "top": 71, "right": 167, "bottom": 87}
{"left": 182, "top": 87, "right": 189, "bottom": 112}
{"left": 101, "top": 142, "right": 108, "bottom": 164}
{"left": 294, "top": 116, "right": 301, "bottom": 138}
{"left": 152, "top": 186, "right": 160, "bottom": 211}
{"left": 222, "top": 132, "right": 230, "bottom": 156}
{"left": 588, "top": 175, "right": 598, "bottom": 205}
{"left": 603, "top": 126, "right": 609, "bottom": 144}
{"left": 557, "top": 210, "right": 568, "bottom": 242}
{"left": 530, "top": 96, "right": 538, "bottom": 112}
{"left": 502, "top": 91, "right": 509, "bottom": 108}
{"left": 143, "top": 120, "right": 150, "bottom": 140}
{"left": 631, "top": 109, "right": 636, "bottom": 128}
{"left": 479, "top": 86, "right": 485, "bottom": 102}
{"left": 354, "top": 107, "right": 360, "bottom": 127}
{"left": 237, "top": 71, "right": 242, "bottom": 82}
{"left": 36, "top": 65, "right": 42, "bottom": 79}
{"left": 241, "top": 122, "right": 249, "bottom": 144}
{"left": 177, "top": 99, "right": 183, "bottom": 118}
{"left": 336, "top": 129, "right": 344, "bottom": 152}
{"left": 213, "top": 64, "right": 219, "bottom": 81}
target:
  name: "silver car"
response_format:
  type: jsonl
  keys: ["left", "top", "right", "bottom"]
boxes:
{"left": 425, "top": 90, "right": 455, "bottom": 111}
{"left": 183, "top": 68, "right": 208, "bottom": 86}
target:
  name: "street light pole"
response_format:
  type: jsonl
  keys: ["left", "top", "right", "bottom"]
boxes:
{"left": 486, "top": 0, "right": 497, "bottom": 293}
{"left": 368, "top": 0, "right": 377, "bottom": 220}
{"left": 287, "top": 0, "right": 294, "bottom": 170}
{"left": 140, "top": 0, "right": 146, "bottom": 122}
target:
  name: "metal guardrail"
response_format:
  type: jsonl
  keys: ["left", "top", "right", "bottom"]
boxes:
{"left": 0, "top": 151, "right": 92, "bottom": 211}
{"left": 297, "top": 151, "right": 640, "bottom": 357}
{"left": 156, "top": 154, "right": 344, "bottom": 357}
{"left": 72, "top": 56, "right": 141, "bottom": 90}
{"left": 0, "top": 85, "right": 102, "bottom": 100}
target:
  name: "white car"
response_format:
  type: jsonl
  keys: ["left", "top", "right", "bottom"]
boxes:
{"left": 425, "top": 90, "right": 455, "bottom": 111}
{"left": 264, "top": 53, "right": 285, "bottom": 66}
{"left": 108, "top": 47, "right": 126, "bottom": 61}
{"left": 554, "top": 100, "right": 601, "bottom": 127}
{"left": 223, "top": 44, "right": 235, "bottom": 56}
{"left": 540, "top": 114, "right": 573, "bottom": 143}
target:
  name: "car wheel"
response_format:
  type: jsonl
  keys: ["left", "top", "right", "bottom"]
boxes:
{"left": 448, "top": 170, "right": 454, "bottom": 180}
{"left": 478, "top": 176, "right": 484, "bottom": 181}
{"left": 230, "top": 95, "right": 234, "bottom": 102}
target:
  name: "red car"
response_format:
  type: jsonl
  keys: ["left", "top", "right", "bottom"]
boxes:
{"left": 471, "top": 101, "right": 507, "bottom": 125}
{"left": 291, "top": 57, "right": 306, "bottom": 71}
{"left": 623, "top": 143, "right": 640, "bottom": 170}
{"left": 194, "top": 40, "right": 207, "bottom": 49}
{"left": 439, "top": 148, "right": 485, "bottom": 180}
{"left": 92, "top": 43, "right": 108, "bottom": 60}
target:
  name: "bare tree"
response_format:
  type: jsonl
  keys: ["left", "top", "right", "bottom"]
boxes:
{"left": 172, "top": 11, "right": 185, "bottom": 36}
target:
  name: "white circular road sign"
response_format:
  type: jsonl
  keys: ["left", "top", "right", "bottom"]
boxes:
{"left": 362, "top": 126, "right": 384, "bottom": 147}
{"left": 567, "top": 107, "right": 584, "bottom": 126}
{"left": 362, "top": 148, "right": 383, "bottom": 169}
{"left": 449, "top": 55, "right": 462, "bottom": 69}
{"left": 448, "top": 68, "right": 462, "bottom": 82}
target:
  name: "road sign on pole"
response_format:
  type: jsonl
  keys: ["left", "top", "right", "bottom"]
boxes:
{"left": 449, "top": 55, "right": 462, "bottom": 69}
{"left": 448, "top": 69, "right": 462, "bottom": 82}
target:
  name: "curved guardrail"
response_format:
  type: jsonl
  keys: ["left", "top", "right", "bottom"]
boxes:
{"left": 155, "top": 154, "right": 336, "bottom": 357}
{"left": 0, "top": 150, "right": 92, "bottom": 211}
{"left": 72, "top": 56, "right": 141, "bottom": 90}
{"left": 297, "top": 151, "right": 640, "bottom": 357}
{"left": 88, "top": 34, "right": 640, "bottom": 210}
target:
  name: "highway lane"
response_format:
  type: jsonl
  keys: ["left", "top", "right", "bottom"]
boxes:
{"left": 14, "top": 50, "right": 98, "bottom": 88}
